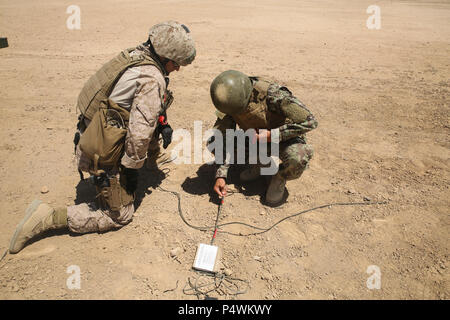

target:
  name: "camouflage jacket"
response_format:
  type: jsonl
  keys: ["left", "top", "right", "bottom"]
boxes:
{"left": 209, "top": 79, "right": 318, "bottom": 179}
{"left": 117, "top": 45, "right": 168, "bottom": 169}
{"left": 77, "top": 45, "right": 168, "bottom": 171}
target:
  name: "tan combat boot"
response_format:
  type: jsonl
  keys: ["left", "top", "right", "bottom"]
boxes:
{"left": 239, "top": 165, "right": 261, "bottom": 182}
{"left": 266, "top": 173, "right": 286, "bottom": 205}
{"left": 9, "top": 200, "right": 68, "bottom": 254}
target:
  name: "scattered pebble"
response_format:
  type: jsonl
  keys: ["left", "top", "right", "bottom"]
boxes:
{"left": 170, "top": 247, "right": 183, "bottom": 258}
{"left": 41, "top": 186, "right": 49, "bottom": 194}
{"left": 224, "top": 269, "right": 233, "bottom": 276}
{"left": 261, "top": 272, "right": 273, "bottom": 281}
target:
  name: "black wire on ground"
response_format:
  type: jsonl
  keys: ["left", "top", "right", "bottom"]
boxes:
{"left": 157, "top": 186, "right": 388, "bottom": 236}
{"left": 157, "top": 186, "right": 388, "bottom": 299}
{"left": 182, "top": 271, "right": 249, "bottom": 300}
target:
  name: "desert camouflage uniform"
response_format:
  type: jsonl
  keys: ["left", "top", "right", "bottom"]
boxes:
{"left": 68, "top": 45, "right": 166, "bottom": 233}
{"left": 209, "top": 79, "right": 318, "bottom": 181}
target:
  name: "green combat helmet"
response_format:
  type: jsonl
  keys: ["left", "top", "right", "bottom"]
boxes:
{"left": 210, "top": 70, "right": 253, "bottom": 115}
{"left": 149, "top": 21, "right": 196, "bottom": 66}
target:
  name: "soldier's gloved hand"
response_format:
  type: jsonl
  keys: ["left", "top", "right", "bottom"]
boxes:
{"left": 160, "top": 124, "right": 173, "bottom": 149}
{"left": 122, "top": 167, "right": 139, "bottom": 194}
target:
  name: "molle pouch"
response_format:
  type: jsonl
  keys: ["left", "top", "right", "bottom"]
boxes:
{"left": 97, "top": 176, "right": 134, "bottom": 212}
{"left": 78, "top": 99, "right": 130, "bottom": 173}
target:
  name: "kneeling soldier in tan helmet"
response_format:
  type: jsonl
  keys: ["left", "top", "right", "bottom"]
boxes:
{"left": 208, "top": 70, "right": 318, "bottom": 206}
{"left": 9, "top": 21, "right": 196, "bottom": 254}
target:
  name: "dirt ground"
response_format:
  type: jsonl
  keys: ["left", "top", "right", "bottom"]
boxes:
{"left": 0, "top": 0, "right": 448, "bottom": 300}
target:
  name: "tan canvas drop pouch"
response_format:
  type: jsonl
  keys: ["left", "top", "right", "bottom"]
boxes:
{"left": 79, "top": 99, "right": 130, "bottom": 173}
{"left": 96, "top": 174, "right": 134, "bottom": 212}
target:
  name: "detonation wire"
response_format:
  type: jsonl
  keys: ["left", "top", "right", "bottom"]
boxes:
{"left": 157, "top": 186, "right": 387, "bottom": 299}
{"left": 182, "top": 196, "right": 249, "bottom": 299}
{"left": 157, "top": 188, "right": 250, "bottom": 299}
{"left": 182, "top": 270, "right": 249, "bottom": 299}
{"left": 210, "top": 196, "right": 223, "bottom": 245}
{"left": 157, "top": 186, "right": 388, "bottom": 236}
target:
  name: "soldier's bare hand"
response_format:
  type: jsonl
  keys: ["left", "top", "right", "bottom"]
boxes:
{"left": 214, "top": 178, "right": 227, "bottom": 197}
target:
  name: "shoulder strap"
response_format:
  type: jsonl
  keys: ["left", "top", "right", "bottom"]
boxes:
{"left": 77, "top": 47, "right": 164, "bottom": 120}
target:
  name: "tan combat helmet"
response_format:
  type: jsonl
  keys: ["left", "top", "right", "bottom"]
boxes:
{"left": 149, "top": 21, "right": 196, "bottom": 66}
{"left": 210, "top": 70, "right": 253, "bottom": 115}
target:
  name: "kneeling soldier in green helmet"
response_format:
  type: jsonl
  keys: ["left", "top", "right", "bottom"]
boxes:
{"left": 9, "top": 21, "right": 196, "bottom": 254}
{"left": 208, "top": 70, "right": 318, "bottom": 206}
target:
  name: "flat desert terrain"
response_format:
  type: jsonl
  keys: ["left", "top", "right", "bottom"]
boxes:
{"left": 0, "top": 0, "right": 448, "bottom": 299}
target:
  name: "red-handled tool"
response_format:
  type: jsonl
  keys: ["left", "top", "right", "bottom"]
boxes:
{"left": 211, "top": 196, "right": 224, "bottom": 245}
{"left": 158, "top": 115, "right": 167, "bottom": 125}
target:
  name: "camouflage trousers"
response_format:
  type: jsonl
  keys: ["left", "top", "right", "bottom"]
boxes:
{"left": 67, "top": 167, "right": 135, "bottom": 234}
{"left": 68, "top": 119, "right": 163, "bottom": 234}
{"left": 67, "top": 201, "right": 134, "bottom": 234}
{"left": 218, "top": 136, "right": 314, "bottom": 181}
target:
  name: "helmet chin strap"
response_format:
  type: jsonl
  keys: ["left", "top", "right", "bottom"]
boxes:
{"left": 142, "top": 39, "right": 169, "bottom": 84}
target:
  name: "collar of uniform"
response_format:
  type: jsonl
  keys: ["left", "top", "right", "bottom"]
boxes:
{"left": 135, "top": 44, "right": 169, "bottom": 81}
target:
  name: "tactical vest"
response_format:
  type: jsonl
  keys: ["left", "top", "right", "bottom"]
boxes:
{"left": 232, "top": 78, "right": 286, "bottom": 131}
{"left": 76, "top": 47, "right": 165, "bottom": 121}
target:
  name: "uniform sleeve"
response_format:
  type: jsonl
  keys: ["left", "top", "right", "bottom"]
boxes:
{"left": 267, "top": 86, "right": 318, "bottom": 142}
{"left": 120, "top": 76, "right": 163, "bottom": 169}
{"left": 206, "top": 114, "right": 236, "bottom": 179}
{"left": 277, "top": 99, "right": 318, "bottom": 141}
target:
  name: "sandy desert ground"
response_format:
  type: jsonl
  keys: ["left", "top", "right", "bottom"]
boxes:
{"left": 0, "top": 0, "right": 448, "bottom": 300}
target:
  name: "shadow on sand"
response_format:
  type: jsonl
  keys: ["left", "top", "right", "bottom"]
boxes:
{"left": 180, "top": 163, "right": 286, "bottom": 206}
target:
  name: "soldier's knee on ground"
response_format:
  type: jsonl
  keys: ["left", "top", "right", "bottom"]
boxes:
{"left": 67, "top": 202, "right": 134, "bottom": 234}
{"left": 279, "top": 143, "right": 314, "bottom": 180}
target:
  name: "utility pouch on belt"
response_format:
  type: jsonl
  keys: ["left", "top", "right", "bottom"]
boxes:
{"left": 78, "top": 99, "right": 130, "bottom": 175}
{"left": 96, "top": 175, "right": 134, "bottom": 212}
